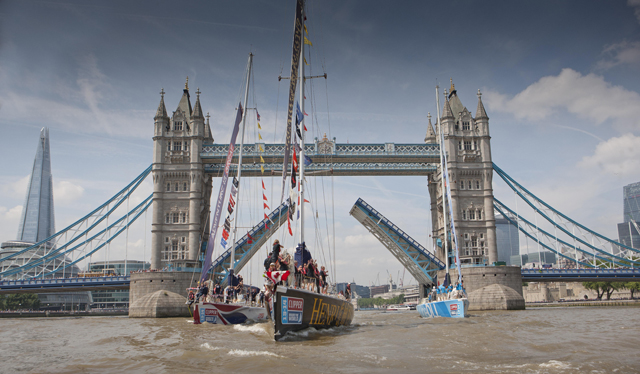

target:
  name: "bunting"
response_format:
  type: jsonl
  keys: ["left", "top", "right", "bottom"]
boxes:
{"left": 304, "top": 36, "right": 313, "bottom": 46}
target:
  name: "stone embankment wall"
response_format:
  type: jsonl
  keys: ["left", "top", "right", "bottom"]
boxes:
{"left": 129, "top": 271, "right": 200, "bottom": 317}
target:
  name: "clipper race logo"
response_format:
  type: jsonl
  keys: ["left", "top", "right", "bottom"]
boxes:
{"left": 281, "top": 296, "right": 303, "bottom": 324}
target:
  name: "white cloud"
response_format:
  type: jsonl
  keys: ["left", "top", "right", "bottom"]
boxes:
{"left": 484, "top": 68, "right": 640, "bottom": 131}
{"left": 597, "top": 40, "right": 640, "bottom": 70}
{"left": 53, "top": 181, "right": 85, "bottom": 205}
{"left": 579, "top": 133, "right": 640, "bottom": 176}
{"left": 629, "top": 0, "right": 640, "bottom": 23}
{"left": 0, "top": 205, "right": 23, "bottom": 243}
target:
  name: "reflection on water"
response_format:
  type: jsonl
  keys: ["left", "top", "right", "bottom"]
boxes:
{"left": 1, "top": 306, "right": 639, "bottom": 373}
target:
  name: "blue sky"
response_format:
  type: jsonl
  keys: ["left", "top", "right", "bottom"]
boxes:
{"left": 1, "top": 0, "right": 640, "bottom": 286}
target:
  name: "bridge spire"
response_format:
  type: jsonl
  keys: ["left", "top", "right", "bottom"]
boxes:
{"left": 475, "top": 89, "right": 489, "bottom": 120}
{"left": 442, "top": 90, "right": 455, "bottom": 120}
{"left": 425, "top": 112, "right": 436, "bottom": 143}
{"left": 154, "top": 88, "right": 168, "bottom": 119}
{"left": 193, "top": 88, "right": 204, "bottom": 119}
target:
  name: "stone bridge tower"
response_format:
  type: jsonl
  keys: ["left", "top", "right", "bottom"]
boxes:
{"left": 150, "top": 80, "right": 213, "bottom": 270}
{"left": 428, "top": 81, "right": 498, "bottom": 267}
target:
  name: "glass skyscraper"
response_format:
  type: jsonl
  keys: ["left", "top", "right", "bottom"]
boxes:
{"left": 495, "top": 213, "right": 520, "bottom": 265}
{"left": 617, "top": 182, "right": 640, "bottom": 251}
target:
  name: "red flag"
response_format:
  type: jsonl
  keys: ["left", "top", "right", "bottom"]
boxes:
{"left": 229, "top": 194, "right": 235, "bottom": 208}
{"left": 263, "top": 193, "right": 268, "bottom": 201}
{"left": 247, "top": 233, "right": 253, "bottom": 244}
{"left": 222, "top": 229, "right": 229, "bottom": 240}
{"left": 287, "top": 212, "right": 293, "bottom": 235}
{"left": 304, "top": 125, "right": 307, "bottom": 131}
{"left": 262, "top": 180, "right": 266, "bottom": 190}
{"left": 266, "top": 270, "right": 290, "bottom": 283}
{"left": 304, "top": 199, "right": 310, "bottom": 203}
{"left": 264, "top": 202, "right": 270, "bottom": 210}
{"left": 264, "top": 213, "right": 269, "bottom": 220}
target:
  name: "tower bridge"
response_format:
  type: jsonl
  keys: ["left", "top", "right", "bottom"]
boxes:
{"left": 3, "top": 79, "right": 639, "bottom": 313}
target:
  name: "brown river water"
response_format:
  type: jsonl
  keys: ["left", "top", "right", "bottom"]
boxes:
{"left": 0, "top": 306, "right": 638, "bottom": 373}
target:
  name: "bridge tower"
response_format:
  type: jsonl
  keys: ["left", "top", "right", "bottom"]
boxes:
{"left": 150, "top": 80, "right": 213, "bottom": 269}
{"left": 428, "top": 81, "right": 498, "bottom": 266}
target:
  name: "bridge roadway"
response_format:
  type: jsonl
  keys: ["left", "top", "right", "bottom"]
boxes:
{"left": 3, "top": 269, "right": 640, "bottom": 294}
{"left": 201, "top": 142, "right": 440, "bottom": 176}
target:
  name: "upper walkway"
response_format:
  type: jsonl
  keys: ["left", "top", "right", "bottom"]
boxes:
{"left": 0, "top": 276, "right": 130, "bottom": 294}
{"left": 201, "top": 141, "right": 440, "bottom": 176}
{"left": 521, "top": 268, "right": 640, "bottom": 282}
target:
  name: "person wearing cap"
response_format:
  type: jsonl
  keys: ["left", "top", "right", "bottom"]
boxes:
{"left": 270, "top": 240, "right": 282, "bottom": 269}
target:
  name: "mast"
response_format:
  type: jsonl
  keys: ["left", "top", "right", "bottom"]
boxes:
{"left": 298, "top": 4, "right": 306, "bottom": 248}
{"left": 436, "top": 85, "right": 449, "bottom": 280}
{"left": 229, "top": 53, "right": 253, "bottom": 280}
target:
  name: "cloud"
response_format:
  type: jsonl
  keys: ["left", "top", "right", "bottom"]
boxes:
{"left": 53, "top": 181, "right": 85, "bottom": 205}
{"left": 597, "top": 40, "right": 640, "bottom": 70}
{"left": 0, "top": 205, "right": 23, "bottom": 243}
{"left": 484, "top": 68, "right": 640, "bottom": 131}
{"left": 579, "top": 133, "right": 640, "bottom": 176}
{"left": 629, "top": 0, "right": 640, "bottom": 23}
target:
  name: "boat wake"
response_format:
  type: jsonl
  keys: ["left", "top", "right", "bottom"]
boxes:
{"left": 276, "top": 324, "right": 357, "bottom": 342}
{"left": 200, "top": 343, "right": 222, "bottom": 351}
{"left": 227, "top": 349, "right": 283, "bottom": 358}
{"left": 233, "top": 322, "right": 271, "bottom": 336}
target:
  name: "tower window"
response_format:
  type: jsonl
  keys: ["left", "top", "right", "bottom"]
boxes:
{"left": 464, "top": 141, "right": 472, "bottom": 150}
{"left": 472, "top": 238, "right": 478, "bottom": 248}
{"left": 165, "top": 214, "right": 170, "bottom": 224}
{"left": 469, "top": 210, "right": 475, "bottom": 220}
{"left": 458, "top": 141, "right": 462, "bottom": 150}
{"left": 476, "top": 180, "right": 481, "bottom": 189}
{"left": 174, "top": 121, "right": 183, "bottom": 131}
{"left": 182, "top": 236, "right": 186, "bottom": 243}
{"left": 167, "top": 142, "right": 171, "bottom": 152}
{"left": 462, "top": 210, "right": 467, "bottom": 220}
{"left": 174, "top": 142, "right": 182, "bottom": 151}
{"left": 460, "top": 180, "right": 465, "bottom": 190}
{"left": 172, "top": 243, "right": 178, "bottom": 251}
{"left": 166, "top": 183, "right": 171, "bottom": 192}
{"left": 184, "top": 142, "right": 189, "bottom": 151}
{"left": 181, "top": 212, "right": 186, "bottom": 223}
{"left": 173, "top": 213, "right": 179, "bottom": 223}
{"left": 478, "top": 210, "right": 482, "bottom": 220}
{"left": 165, "top": 237, "right": 169, "bottom": 243}
{"left": 462, "top": 121, "right": 470, "bottom": 130}
{"left": 175, "top": 183, "right": 179, "bottom": 191}
{"left": 183, "top": 182, "right": 188, "bottom": 191}
{"left": 468, "top": 181, "right": 472, "bottom": 190}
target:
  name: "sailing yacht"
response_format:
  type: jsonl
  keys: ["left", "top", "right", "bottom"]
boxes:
{"left": 268, "top": 0, "right": 354, "bottom": 340}
{"left": 193, "top": 53, "right": 269, "bottom": 325}
{"left": 416, "top": 85, "right": 469, "bottom": 319}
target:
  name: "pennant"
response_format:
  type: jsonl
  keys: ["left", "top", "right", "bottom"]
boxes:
{"left": 222, "top": 229, "right": 229, "bottom": 240}
{"left": 260, "top": 155, "right": 265, "bottom": 163}
{"left": 288, "top": 212, "right": 293, "bottom": 235}
{"left": 263, "top": 193, "right": 268, "bottom": 201}
{"left": 221, "top": 237, "right": 227, "bottom": 248}
{"left": 264, "top": 213, "right": 269, "bottom": 220}
{"left": 259, "top": 145, "right": 264, "bottom": 152}
{"left": 304, "top": 124, "right": 307, "bottom": 131}
{"left": 304, "top": 155, "right": 312, "bottom": 166}
{"left": 260, "top": 165, "right": 264, "bottom": 173}
{"left": 304, "top": 36, "right": 312, "bottom": 46}
{"left": 228, "top": 204, "right": 234, "bottom": 214}
{"left": 230, "top": 184, "right": 237, "bottom": 197}
{"left": 223, "top": 218, "right": 231, "bottom": 231}
{"left": 258, "top": 122, "right": 261, "bottom": 129}
{"left": 304, "top": 24, "right": 308, "bottom": 35}
{"left": 304, "top": 57, "right": 308, "bottom": 66}
{"left": 266, "top": 270, "right": 291, "bottom": 283}
{"left": 264, "top": 202, "right": 270, "bottom": 210}
{"left": 304, "top": 199, "right": 310, "bottom": 203}
{"left": 232, "top": 177, "right": 239, "bottom": 188}
{"left": 228, "top": 194, "right": 236, "bottom": 209}
{"left": 257, "top": 111, "right": 261, "bottom": 121}
{"left": 259, "top": 133, "right": 263, "bottom": 140}
{"left": 304, "top": 111, "right": 308, "bottom": 116}
{"left": 262, "top": 180, "right": 266, "bottom": 190}
{"left": 247, "top": 233, "right": 253, "bottom": 244}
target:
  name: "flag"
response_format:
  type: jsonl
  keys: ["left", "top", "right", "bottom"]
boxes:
{"left": 258, "top": 122, "right": 261, "bottom": 129}
{"left": 304, "top": 57, "right": 308, "bottom": 65}
{"left": 247, "top": 233, "right": 253, "bottom": 244}
{"left": 264, "top": 202, "right": 270, "bottom": 210}
{"left": 296, "top": 103, "right": 303, "bottom": 123}
{"left": 266, "top": 270, "right": 291, "bottom": 283}
{"left": 260, "top": 165, "right": 264, "bottom": 173}
{"left": 221, "top": 238, "right": 227, "bottom": 248}
{"left": 304, "top": 24, "right": 308, "bottom": 35}
{"left": 260, "top": 155, "right": 265, "bottom": 163}
{"left": 304, "top": 199, "right": 309, "bottom": 203}
{"left": 228, "top": 204, "right": 234, "bottom": 214}
{"left": 259, "top": 145, "right": 264, "bottom": 152}
{"left": 228, "top": 194, "right": 235, "bottom": 209}
{"left": 233, "top": 177, "right": 239, "bottom": 188}
{"left": 263, "top": 193, "right": 268, "bottom": 201}
{"left": 259, "top": 133, "right": 263, "bottom": 140}
{"left": 222, "top": 229, "right": 229, "bottom": 240}
{"left": 223, "top": 218, "right": 231, "bottom": 231}
{"left": 304, "top": 36, "right": 312, "bottom": 46}
{"left": 304, "top": 155, "right": 312, "bottom": 166}
{"left": 264, "top": 213, "right": 269, "bottom": 220}
{"left": 257, "top": 111, "right": 261, "bottom": 121}
{"left": 288, "top": 212, "right": 293, "bottom": 235}
{"left": 230, "top": 184, "right": 237, "bottom": 197}
{"left": 262, "top": 180, "right": 266, "bottom": 190}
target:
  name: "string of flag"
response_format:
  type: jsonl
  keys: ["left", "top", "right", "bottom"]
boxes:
{"left": 220, "top": 177, "right": 239, "bottom": 249}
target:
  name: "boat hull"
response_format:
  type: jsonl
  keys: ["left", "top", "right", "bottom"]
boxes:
{"left": 193, "top": 302, "right": 268, "bottom": 325}
{"left": 272, "top": 286, "right": 354, "bottom": 340}
{"left": 417, "top": 298, "right": 468, "bottom": 318}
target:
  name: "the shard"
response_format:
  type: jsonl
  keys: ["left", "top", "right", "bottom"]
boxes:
{"left": 16, "top": 127, "right": 56, "bottom": 243}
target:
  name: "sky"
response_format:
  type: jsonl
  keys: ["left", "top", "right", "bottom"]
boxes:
{"left": 1, "top": 0, "right": 640, "bottom": 287}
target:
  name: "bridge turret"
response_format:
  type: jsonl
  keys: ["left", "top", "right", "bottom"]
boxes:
{"left": 151, "top": 80, "right": 211, "bottom": 270}
{"left": 424, "top": 113, "right": 436, "bottom": 143}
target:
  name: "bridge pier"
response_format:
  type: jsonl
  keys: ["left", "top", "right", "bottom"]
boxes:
{"left": 128, "top": 271, "right": 198, "bottom": 317}
{"left": 441, "top": 266, "right": 525, "bottom": 310}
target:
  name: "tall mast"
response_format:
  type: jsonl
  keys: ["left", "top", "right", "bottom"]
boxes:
{"left": 298, "top": 6, "right": 306, "bottom": 248}
{"left": 229, "top": 53, "right": 253, "bottom": 278}
{"left": 435, "top": 85, "right": 449, "bottom": 278}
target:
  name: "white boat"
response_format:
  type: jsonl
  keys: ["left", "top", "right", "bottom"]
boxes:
{"left": 193, "top": 53, "right": 268, "bottom": 325}
{"left": 417, "top": 85, "right": 468, "bottom": 319}
{"left": 386, "top": 304, "right": 410, "bottom": 311}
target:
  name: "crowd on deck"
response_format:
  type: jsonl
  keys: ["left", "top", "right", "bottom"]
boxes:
{"left": 427, "top": 281, "right": 467, "bottom": 302}
{"left": 187, "top": 239, "right": 345, "bottom": 306}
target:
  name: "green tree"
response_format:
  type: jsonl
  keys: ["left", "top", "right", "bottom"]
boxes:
{"left": 0, "top": 294, "right": 5, "bottom": 310}
{"left": 625, "top": 282, "right": 640, "bottom": 299}
{"left": 582, "top": 282, "right": 625, "bottom": 300}
{"left": 4, "top": 294, "right": 40, "bottom": 310}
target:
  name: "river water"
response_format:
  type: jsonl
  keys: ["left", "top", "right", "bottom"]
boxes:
{"left": 0, "top": 306, "right": 638, "bottom": 373}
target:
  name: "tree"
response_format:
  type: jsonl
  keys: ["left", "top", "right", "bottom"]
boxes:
{"left": 0, "top": 294, "right": 5, "bottom": 310}
{"left": 4, "top": 294, "right": 40, "bottom": 310}
{"left": 625, "top": 282, "right": 640, "bottom": 299}
{"left": 582, "top": 282, "right": 625, "bottom": 300}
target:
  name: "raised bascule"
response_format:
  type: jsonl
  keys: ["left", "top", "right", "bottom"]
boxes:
{"left": 3, "top": 79, "right": 640, "bottom": 314}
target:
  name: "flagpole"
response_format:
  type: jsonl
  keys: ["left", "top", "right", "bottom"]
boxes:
{"left": 298, "top": 6, "right": 306, "bottom": 249}
{"left": 229, "top": 53, "right": 253, "bottom": 282}
{"left": 435, "top": 85, "right": 449, "bottom": 280}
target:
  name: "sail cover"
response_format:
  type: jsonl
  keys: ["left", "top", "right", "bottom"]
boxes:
{"left": 281, "top": 0, "right": 304, "bottom": 203}
{"left": 200, "top": 104, "right": 244, "bottom": 284}
{"left": 440, "top": 127, "right": 462, "bottom": 284}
